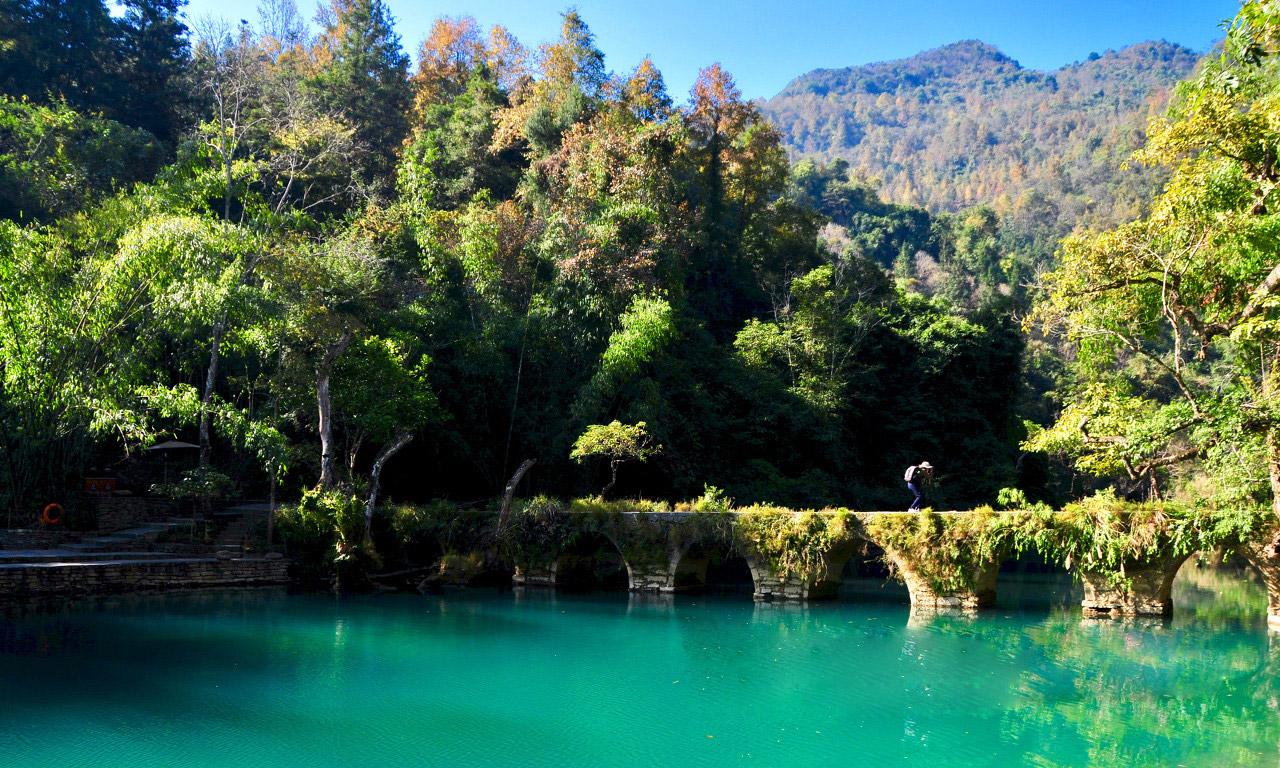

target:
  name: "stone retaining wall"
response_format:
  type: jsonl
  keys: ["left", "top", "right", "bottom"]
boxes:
{"left": 0, "top": 529, "right": 74, "bottom": 549}
{"left": 91, "top": 496, "right": 182, "bottom": 532}
{"left": 0, "top": 558, "right": 289, "bottom": 596}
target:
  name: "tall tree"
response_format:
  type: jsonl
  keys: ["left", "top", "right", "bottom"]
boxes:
{"left": 1027, "top": 2, "right": 1280, "bottom": 511}
{"left": 492, "top": 10, "right": 607, "bottom": 157}
{"left": 0, "top": 0, "right": 121, "bottom": 117}
{"left": 118, "top": 0, "right": 191, "bottom": 146}
{"left": 684, "top": 63, "right": 792, "bottom": 338}
{"left": 309, "top": 0, "right": 410, "bottom": 189}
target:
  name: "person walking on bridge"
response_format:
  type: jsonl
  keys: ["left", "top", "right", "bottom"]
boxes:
{"left": 904, "top": 461, "right": 933, "bottom": 511}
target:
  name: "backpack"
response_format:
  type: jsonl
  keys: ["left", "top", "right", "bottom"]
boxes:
{"left": 904, "top": 465, "right": 917, "bottom": 483}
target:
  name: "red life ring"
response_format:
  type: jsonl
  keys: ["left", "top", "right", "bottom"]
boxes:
{"left": 40, "top": 503, "right": 63, "bottom": 526}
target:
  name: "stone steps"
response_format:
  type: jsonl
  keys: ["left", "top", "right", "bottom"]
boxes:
{"left": 213, "top": 522, "right": 248, "bottom": 546}
{"left": 61, "top": 521, "right": 188, "bottom": 553}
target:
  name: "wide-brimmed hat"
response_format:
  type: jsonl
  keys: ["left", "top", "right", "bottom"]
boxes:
{"left": 918, "top": 461, "right": 933, "bottom": 469}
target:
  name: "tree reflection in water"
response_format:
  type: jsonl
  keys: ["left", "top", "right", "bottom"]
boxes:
{"left": 1001, "top": 564, "right": 1279, "bottom": 767}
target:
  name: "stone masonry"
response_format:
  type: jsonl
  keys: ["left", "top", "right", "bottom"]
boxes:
{"left": 0, "top": 557, "right": 289, "bottom": 596}
{"left": 1078, "top": 553, "right": 1192, "bottom": 617}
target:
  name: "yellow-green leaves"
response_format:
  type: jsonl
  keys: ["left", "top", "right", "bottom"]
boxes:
{"left": 1028, "top": 2, "right": 1280, "bottom": 508}
{"left": 597, "top": 295, "right": 675, "bottom": 383}
{"left": 570, "top": 420, "right": 660, "bottom": 465}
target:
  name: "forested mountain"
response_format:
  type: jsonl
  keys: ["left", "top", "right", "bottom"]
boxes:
{"left": 761, "top": 40, "right": 1201, "bottom": 234}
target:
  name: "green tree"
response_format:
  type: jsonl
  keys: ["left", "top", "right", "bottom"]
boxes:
{"left": 570, "top": 420, "right": 661, "bottom": 497}
{"left": 0, "top": 0, "right": 121, "bottom": 119}
{"left": 0, "top": 97, "right": 163, "bottom": 221}
{"left": 309, "top": 0, "right": 411, "bottom": 189}
{"left": 1027, "top": 2, "right": 1280, "bottom": 513}
{"left": 118, "top": 0, "right": 191, "bottom": 146}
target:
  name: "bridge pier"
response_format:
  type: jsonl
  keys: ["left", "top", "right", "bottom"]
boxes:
{"left": 511, "top": 563, "right": 556, "bottom": 587}
{"left": 1078, "top": 553, "right": 1191, "bottom": 617}
{"left": 879, "top": 544, "right": 1000, "bottom": 613}
{"left": 623, "top": 550, "right": 680, "bottom": 592}
{"left": 750, "top": 568, "right": 823, "bottom": 601}
{"left": 1240, "top": 533, "right": 1280, "bottom": 631}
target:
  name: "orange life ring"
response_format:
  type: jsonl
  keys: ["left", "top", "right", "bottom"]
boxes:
{"left": 40, "top": 503, "right": 63, "bottom": 526}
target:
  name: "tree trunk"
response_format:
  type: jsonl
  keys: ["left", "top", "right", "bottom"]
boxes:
{"left": 346, "top": 431, "right": 364, "bottom": 480}
{"left": 602, "top": 459, "right": 621, "bottom": 498}
{"left": 1268, "top": 428, "right": 1280, "bottom": 518}
{"left": 223, "top": 168, "right": 232, "bottom": 222}
{"left": 316, "top": 331, "right": 351, "bottom": 489}
{"left": 1267, "top": 344, "right": 1280, "bottom": 519}
{"left": 198, "top": 313, "right": 227, "bottom": 468}
{"left": 365, "top": 429, "right": 413, "bottom": 535}
{"left": 198, "top": 254, "right": 260, "bottom": 468}
{"left": 497, "top": 458, "right": 536, "bottom": 533}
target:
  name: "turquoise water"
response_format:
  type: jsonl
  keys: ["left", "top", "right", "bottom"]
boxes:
{"left": 0, "top": 569, "right": 1276, "bottom": 767}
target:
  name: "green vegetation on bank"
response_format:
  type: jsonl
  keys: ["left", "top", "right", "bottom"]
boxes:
{"left": 2, "top": 0, "right": 1280, "bottom": 585}
{"left": 274, "top": 488, "right": 1276, "bottom": 595}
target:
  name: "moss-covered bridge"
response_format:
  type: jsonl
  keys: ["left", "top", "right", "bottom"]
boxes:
{"left": 401, "top": 504, "right": 1280, "bottom": 627}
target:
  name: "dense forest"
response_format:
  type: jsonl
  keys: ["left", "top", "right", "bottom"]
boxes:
{"left": 761, "top": 40, "right": 1200, "bottom": 235}
{"left": 1, "top": 0, "right": 1279, "bottom": 530}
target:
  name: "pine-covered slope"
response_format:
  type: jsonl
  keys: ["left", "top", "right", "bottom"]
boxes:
{"left": 761, "top": 40, "right": 1201, "bottom": 231}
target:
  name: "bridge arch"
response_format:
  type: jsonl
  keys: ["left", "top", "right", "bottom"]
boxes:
{"left": 1075, "top": 551, "right": 1193, "bottom": 617}
{"left": 1239, "top": 538, "right": 1280, "bottom": 630}
{"left": 852, "top": 527, "right": 999, "bottom": 612}
{"left": 670, "top": 539, "right": 760, "bottom": 595}
{"left": 993, "top": 543, "right": 1076, "bottom": 612}
{"left": 826, "top": 537, "right": 911, "bottom": 604}
{"left": 1146, "top": 550, "right": 1277, "bottom": 623}
{"left": 553, "top": 530, "right": 630, "bottom": 591}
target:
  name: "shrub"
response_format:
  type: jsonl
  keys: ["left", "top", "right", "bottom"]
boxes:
{"left": 277, "top": 488, "right": 378, "bottom": 578}
{"left": 499, "top": 495, "right": 570, "bottom": 566}
{"left": 735, "top": 506, "right": 853, "bottom": 582}
{"left": 996, "top": 487, "right": 1029, "bottom": 510}
{"left": 864, "top": 508, "right": 1005, "bottom": 594}
{"left": 675, "top": 485, "right": 734, "bottom": 513}
{"left": 151, "top": 466, "right": 233, "bottom": 501}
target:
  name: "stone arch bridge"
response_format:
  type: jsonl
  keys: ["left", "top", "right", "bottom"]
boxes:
{"left": 425, "top": 509, "right": 1280, "bottom": 628}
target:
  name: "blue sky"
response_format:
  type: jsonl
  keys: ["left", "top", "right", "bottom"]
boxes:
{"left": 178, "top": 0, "right": 1240, "bottom": 99}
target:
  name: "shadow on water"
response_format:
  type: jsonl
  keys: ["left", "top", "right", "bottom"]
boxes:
{"left": 995, "top": 549, "right": 1079, "bottom": 611}
{"left": 836, "top": 540, "right": 910, "bottom": 605}
{"left": 553, "top": 532, "right": 629, "bottom": 592}
{"left": 672, "top": 541, "right": 755, "bottom": 595}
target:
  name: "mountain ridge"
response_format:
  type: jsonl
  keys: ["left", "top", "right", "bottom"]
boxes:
{"left": 761, "top": 39, "right": 1202, "bottom": 231}
{"left": 777, "top": 39, "right": 1197, "bottom": 97}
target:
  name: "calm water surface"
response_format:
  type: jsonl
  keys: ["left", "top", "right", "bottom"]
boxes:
{"left": 0, "top": 568, "right": 1276, "bottom": 767}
